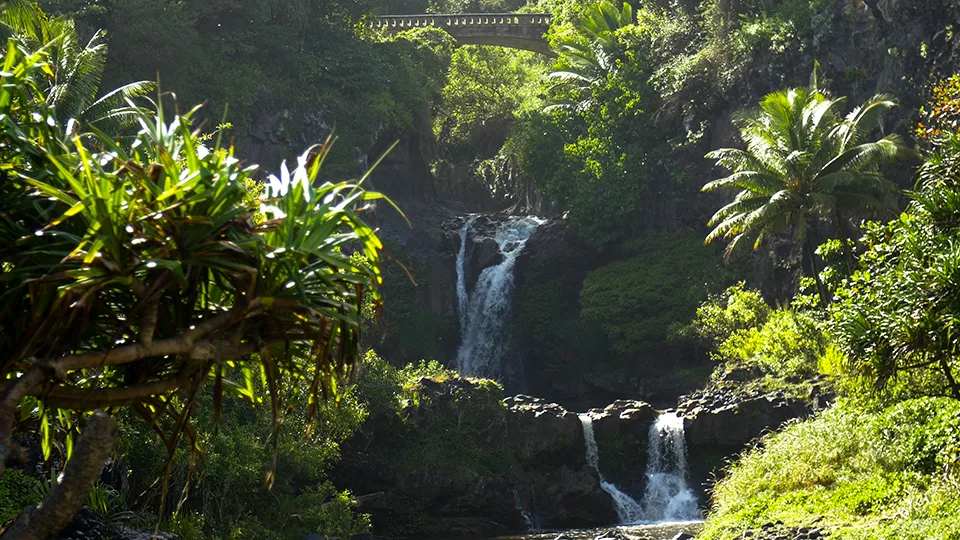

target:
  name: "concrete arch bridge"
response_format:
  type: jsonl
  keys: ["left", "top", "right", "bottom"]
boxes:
{"left": 372, "top": 13, "right": 554, "bottom": 56}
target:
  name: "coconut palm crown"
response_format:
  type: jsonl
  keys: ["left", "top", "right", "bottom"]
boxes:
{"left": 546, "top": 0, "right": 633, "bottom": 108}
{"left": 703, "top": 68, "right": 910, "bottom": 265}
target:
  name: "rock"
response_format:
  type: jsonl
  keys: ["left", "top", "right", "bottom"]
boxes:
{"left": 506, "top": 396, "right": 584, "bottom": 467}
{"left": 583, "top": 400, "right": 658, "bottom": 491}
{"left": 595, "top": 530, "right": 630, "bottom": 540}
{"left": 670, "top": 534, "right": 696, "bottom": 540}
{"left": 684, "top": 394, "right": 813, "bottom": 448}
{"left": 335, "top": 378, "right": 619, "bottom": 536}
{"left": 56, "top": 508, "right": 124, "bottom": 540}
{"left": 120, "top": 530, "right": 178, "bottom": 540}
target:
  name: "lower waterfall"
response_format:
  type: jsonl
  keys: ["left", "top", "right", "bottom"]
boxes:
{"left": 455, "top": 215, "right": 543, "bottom": 379}
{"left": 579, "top": 412, "right": 701, "bottom": 525}
{"left": 578, "top": 414, "right": 645, "bottom": 524}
{"left": 641, "top": 412, "right": 700, "bottom": 522}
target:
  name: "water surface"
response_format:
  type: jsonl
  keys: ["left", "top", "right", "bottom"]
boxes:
{"left": 488, "top": 521, "right": 703, "bottom": 540}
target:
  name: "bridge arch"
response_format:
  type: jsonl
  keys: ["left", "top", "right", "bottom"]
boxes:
{"left": 372, "top": 13, "right": 555, "bottom": 56}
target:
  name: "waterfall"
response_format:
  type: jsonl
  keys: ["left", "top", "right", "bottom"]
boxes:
{"left": 641, "top": 412, "right": 700, "bottom": 522}
{"left": 455, "top": 216, "right": 476, "bottom": 340}
{"left": 455, "top": 216, "right": 543, "bottom": 379}
{"left": 578, "top": 414, "right": 644, "bottom": 524}
{"left": 512, "top": 488, "right": 538, "bottom": 531}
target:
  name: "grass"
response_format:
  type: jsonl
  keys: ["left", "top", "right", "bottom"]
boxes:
{"left": 699, "top": 397, "right": 960, "bottom": 540}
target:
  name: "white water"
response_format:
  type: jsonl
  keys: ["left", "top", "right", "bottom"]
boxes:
{"left": 513, "top": 488, "right": 538, "bottom": 531}
{"left": 578, "top": 414, "right": 645, "bottom": 524}
{"left": 641, "top": 412, "right": 700, "bottom": 522}
{"left": 456, "top": 216, "right": 543, "bottom": 379}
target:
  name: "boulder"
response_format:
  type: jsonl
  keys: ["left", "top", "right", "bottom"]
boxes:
{"left": 590, "top": 400, "right": 658, "bottom": 442}
{"left": 505, "top": 395, "right": 585, "bottom": 467}
{"left": 521, "top": 466, "right": 617, "bottom": 528}
{"left": 683, "top": 394, "right": 810, "bottom": 448}
{"left": 583, "top": 400, "right": 659, "bottom": 493}
{"left": 679, "top": 374, "right": 830, "bottom": 449}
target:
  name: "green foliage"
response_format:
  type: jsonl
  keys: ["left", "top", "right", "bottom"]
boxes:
{"left": 580, "top": 231, "right": 730, "bottom": 357}
{"left": 0, "top": 469, "right": 42, "bottom": 525}
{"left": 373, "top": 239, "right": 458, "bottom": 365}
{"left": 715, "top": 309, "right": 826, "bottom": 379}
{"left": 39, "top": 0, "right": 451, "bottom": 175}
{"left": 700, "top": 398, "right": 960, "bottom": 540}
{"left": 693, "top": 282, "right": 771, "bottom": 347}
{"left": 122, "top": 377, "right": 370, "bottom": 539}
{"left": 0, "top": 4, "right": 155, "bottom": 135}
{"left": 0, "top": 13, "right": 391, "bottom": 533}
{"left": 547, "top": 0, "right": 633, "bottom": 104}
{"left": 398, "top": 359, "right": 458, "bottom": 388}
{"left": 830, "top": 130, "right": 960, "bottom": 401}
{"left": 438, "top": 45, "right": 543, "bottom": 150}
{"left": 691, "top": 283, "right": 832, "bottom": 396}
{"left": 918, "top": 75, "right": 960, "bottom": 143}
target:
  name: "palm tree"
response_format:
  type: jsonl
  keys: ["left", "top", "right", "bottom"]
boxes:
{"left": 1, "top": 3, "right": 154, "bottom": 136}
{"left": 547, "top": 0, "right": 633, "bottom": 109}
{"left": 703, "top": 68, "right": 910, "bottom": 306}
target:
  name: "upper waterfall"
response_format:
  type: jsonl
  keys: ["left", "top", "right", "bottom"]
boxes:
{"left": 455, "top": 215, "right": 543, "bottom": 379}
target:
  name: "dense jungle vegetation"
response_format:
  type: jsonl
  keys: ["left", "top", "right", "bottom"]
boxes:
{"left": 1, "top": 0, "right": 960, "bottom": 539}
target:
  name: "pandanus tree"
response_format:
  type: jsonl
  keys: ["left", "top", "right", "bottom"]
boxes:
{"left": 547, "top": 0, "right": 633, "bottom": 109}
{"left": 0, "top": 33, "right": 389, "bottom": 540}
{"left": 831, "top": 76, "right": 960, "bottom": 400}
{"left": 703, "top": 65, "right": 910, "bottom": 306}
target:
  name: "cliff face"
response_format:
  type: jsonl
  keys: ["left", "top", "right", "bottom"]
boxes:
{"left": 359, "top": 0, "right": 960, "bottom": 407}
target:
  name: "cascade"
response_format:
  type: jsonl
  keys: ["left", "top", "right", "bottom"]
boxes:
{"left": 578, "top": 414, "right": 644, "bottom": 524}
{"left": 455, "top": 215, "right": 543, "bottom": 379}
{"left": 512, "top": 488, "right": 538, "bottom": 531}
{"left": 641, "top": 412, "right": 700, "bottom": 522}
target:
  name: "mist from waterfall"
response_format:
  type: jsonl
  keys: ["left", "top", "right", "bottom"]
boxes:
{"left": 455, "top": 216, "right": 543, "bottom": 379}
{"left": 578, "top": 414, "right": 645, "bottom": 524}
{"left": 641, "top": 412, "right": 700, "bottom": 522}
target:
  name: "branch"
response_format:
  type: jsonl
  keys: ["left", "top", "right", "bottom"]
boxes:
{"left": 0, "top": 411, "right": 118, "bottom": 540}
{"left": 57, "top": 298, "right": 264, "bottom": 372}
{"left": 0, "top": 300, "right": 263, "bottom": 476}
{"left": 32, "top": 342, "right": 257, "bottom": 410}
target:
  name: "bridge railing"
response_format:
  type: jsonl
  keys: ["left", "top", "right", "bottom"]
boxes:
{"left": 371, "top": 13, "right": 552, "bottom": 31}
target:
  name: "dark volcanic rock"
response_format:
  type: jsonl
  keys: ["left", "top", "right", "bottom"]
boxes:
{"left": 682, "top": 394, "right": 810, "bottom": 448}
{"left": 505, "top": 395, "right": 585, "bottom": 466}
{"left": 56, "top": 508, "right": 179, "bottom": 540}
{"left": 583, "top": 400, "right": 659, "bottom": 494}
{"left": 335, "top": 379, "right": 618, "bottom": 537}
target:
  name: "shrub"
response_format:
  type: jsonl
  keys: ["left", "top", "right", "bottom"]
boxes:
{"left": 701, "top": 398, "right": 960, "bottom": 540}
{"left": 0, "top": 469, "right": 42, "bottom": 525}
{"left": 693, "top": 283, "right": 770, "bottom": 348}
{"left": 580, "top": 231, "right": 730, "bottom": 359}
{"left": 715, "top": 309, "right": 826, "bottom": 379}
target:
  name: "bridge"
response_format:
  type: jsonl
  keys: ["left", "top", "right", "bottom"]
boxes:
{"left": 372, "top": 13, "right": 554, "bottom": 56}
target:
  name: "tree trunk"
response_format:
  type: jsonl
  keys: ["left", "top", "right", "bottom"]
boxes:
{"left": 940, "top": 357, "right": 960, "bottom": 400}
{"left": 834, "top": 208, "right": 856, "bottom": 276}
{"left": 1, "top": 411, "right": 118, "bottom": 540}
{"left": 805, "top": 237, "right": 830, "bottom": 310}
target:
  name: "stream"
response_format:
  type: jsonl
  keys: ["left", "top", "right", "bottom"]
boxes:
{"left": 481, "top": 521, "right": 703, "bottom": 540}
